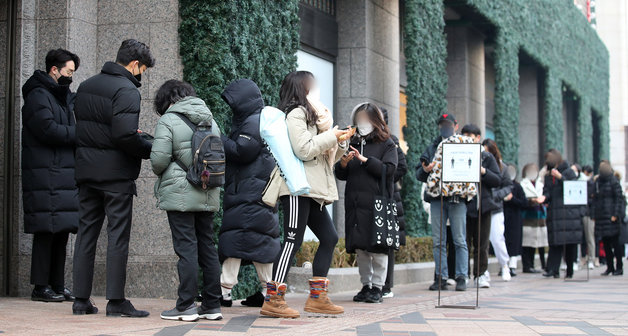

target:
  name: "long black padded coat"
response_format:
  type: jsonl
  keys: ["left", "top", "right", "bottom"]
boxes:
{"left": 21, "top": 70, "right": 79, "bottom": 234}
{"left": 218, "top": 79, "right": 280, "bottom": 263}
{"left": 336, "top": 135, "right": 398, "bottom": 254}
{"left": 590, "top": 173, "right": 624, "bottom": 238}
{"left": 74, "top": 62, "right": 152, "bottom": 187}
{"left": 543, "top": 161, "right": 583, "bottom": 245}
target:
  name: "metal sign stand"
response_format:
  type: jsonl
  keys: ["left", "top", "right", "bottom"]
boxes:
{"left": 435, "top": 143, "right": 482, "bottom": 310}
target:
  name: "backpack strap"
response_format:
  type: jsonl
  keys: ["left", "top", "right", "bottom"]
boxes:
{"left": 170, "top": 112, "right": 197, "bottom": 172}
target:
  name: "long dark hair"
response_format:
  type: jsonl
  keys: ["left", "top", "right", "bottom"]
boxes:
{"left": 482, "top": 139, "right": 504, "bottom": 170}
{"left": 352, "top": 103, "right": 390, "bottom": 143}
{"left": 278, "top": 71, "right": 317, "bottom": 126}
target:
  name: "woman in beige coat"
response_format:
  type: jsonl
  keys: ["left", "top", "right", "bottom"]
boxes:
{"left": 260, "top": 71, "right": 349, "bottom": 319}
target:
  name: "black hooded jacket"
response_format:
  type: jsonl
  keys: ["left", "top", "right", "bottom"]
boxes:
{"left": 21, "top": 70, "right": 78, "bottom": 233}
{"left": 591, "top": 173, "right": 624, "bottom": 238}
{"left": 218, "top": 79, "right": 280, "bottom": 263}
{"left": 74, "top": 62, "right": 152, "bottom": 192}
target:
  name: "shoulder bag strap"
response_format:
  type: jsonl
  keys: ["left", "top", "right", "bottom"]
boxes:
{"left": 170, "top": 112, "right": 197, "bottom": 172}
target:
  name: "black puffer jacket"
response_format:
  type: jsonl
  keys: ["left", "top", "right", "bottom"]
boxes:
{"left": 218, "top": 79, "right": 280, "bottom": 263}
{"left": 21, "top": 70, "right": 78, "bottom": 234}
{"left": 336, "top": 136, "right": 398, "bottom": 254}
{"left": 591, "top": 173, "right": 623, "bottom": 238}
{"left": 467, "top": 151, "right": 501, "bottom": 217}
{"left": 74, "top": 62, "right": 152, "bottom": 186}
{"left": 543, "top": 161, "right": 582, "bottom": 245}
{"left": 391, "top": 135, "right": 408, "bottom": 245}
{"left": 484, "top": 162, "right": 514, "bottom": 213}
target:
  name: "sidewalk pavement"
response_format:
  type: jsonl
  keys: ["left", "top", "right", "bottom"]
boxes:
{"left": 1, "top": 267, "right": 627, "bottom": 336}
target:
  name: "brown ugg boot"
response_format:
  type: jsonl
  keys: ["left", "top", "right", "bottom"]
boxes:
{"left": 260, "top": 281, "right": 300, "bottom": 318}
{"left": 304, "top": 277, "right": 344, "bottom": 316}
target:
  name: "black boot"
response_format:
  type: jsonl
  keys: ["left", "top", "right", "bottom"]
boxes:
{"left": 73, "top": 298, "right": 98, "bottom": 315}
{"left": 601, "top": 269, "right": 614, "bottom": 276}
{"left": 106, "top": 299, "right": 149, "bottom": 318}
{"left": 241, "top": 291, "right": 265, "bottom": 307}
{"left": 31, "top": 286, "right": 64, "bottom": 302}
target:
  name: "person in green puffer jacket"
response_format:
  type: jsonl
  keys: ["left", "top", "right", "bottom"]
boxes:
{"left": 150, "top": 80, "right": 222, "bottom": 322}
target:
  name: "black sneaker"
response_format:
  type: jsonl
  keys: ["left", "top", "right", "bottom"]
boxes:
{"left": 106, "top": 299, "right": 149, "bottom": 318}
{"left": 241, "top": 291, "right": 265, "bottom": 307}
{"left": 160, "top": 303, "right": 199, "bottom": 322}
{"left": 353, "top": 285, "right": 370, "bottom": 302}
{"left": 455, "top": 277, "right": 467, "bottom": 291}
{"left": 54, "top": 287, "right": 75, "bottom": 301}
{"left": 32, "top": 287, "right": 64, "bottom": 302}
{"left": 72, "top": 298, "right": 98, "bottom": 315}
{"left": 428, "top": 278, "right": 448, "bottom": 291}
{"left": 365, "top": 287, "right": 383, "bottom": 303}
{"left": 219, "top": 297, "right": 232, "bottom": 307}
{"left": 198, "top": 305, "right": 223, "bottom": 320}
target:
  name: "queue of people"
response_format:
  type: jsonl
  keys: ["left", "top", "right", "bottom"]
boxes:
{"left": 20, "top": 40, "right": 625, "bottom": 323}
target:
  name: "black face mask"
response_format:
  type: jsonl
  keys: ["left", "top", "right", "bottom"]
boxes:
{"left": 134, "top": 63, "right": 143, "bottom": 82}
{"left": 57, "top": 75, "right": 72, "bottom": 86}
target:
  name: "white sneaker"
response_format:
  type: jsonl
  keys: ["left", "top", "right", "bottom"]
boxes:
{"left": 501, "top": 265, "right": 511, "bottom": 282}
{"left": 446, "top": 278, "right": 457, "bottom": 286}
{"left": 484, "top": 270, "right": 491, "bottom": 282}
{"left": 573, "top": 263, "right": 579, "bottom": 271}
{"left": 382, "top": 290, "right": 394, "bottom": 299}
{"left": 588, "top": 261, "right": 594, "bottom": 270}
{"left": 560, "top": 263, "right": 567, "bottom": 271}
{"left": 477, "top": 275, "right": 490, "bottom": 288}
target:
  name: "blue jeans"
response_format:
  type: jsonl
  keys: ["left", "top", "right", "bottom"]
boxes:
{"left": 430, "top": 200, "right": 468, "bottom": 279}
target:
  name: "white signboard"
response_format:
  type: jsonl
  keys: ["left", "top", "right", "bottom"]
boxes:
{"left": 441, "top": 143, "right": 482, "bottom": 183}
{"left": 563, "top": 180, "right": 588, "bottom": 205}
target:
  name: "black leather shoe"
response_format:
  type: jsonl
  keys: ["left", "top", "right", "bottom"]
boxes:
{"left": 31, "top": 287, "right": 64, "bottom": 302}
{"left": 542, "top": 271, "right": 559, "bottom": 278}
{"left": 601, "top": 269, "right": 614, "bottom": 276}
{"left": 55, "top": 288, "right": 75, "bottom": 301}
{"left": 613, "top": 269, "right": 623, "bottom": 276}
{"left": 241, "top": 291, "right": 265, "bottom": 307}
{"left": 73, "top": 298, "right": 98, "bottom": 315}
{"left": 106, "top": 299, "right": 149, "bottom": 318}
{"left": 523, "top": 268, "right": 541, "bottom": 274}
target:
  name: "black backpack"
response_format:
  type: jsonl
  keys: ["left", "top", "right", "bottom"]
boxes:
{"left": 171, "top": 113, "right": 225, "bottom": 189}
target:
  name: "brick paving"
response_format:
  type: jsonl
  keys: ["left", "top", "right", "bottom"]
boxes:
{"left": 1, "top": 266, "right": 627, "bottom": 335}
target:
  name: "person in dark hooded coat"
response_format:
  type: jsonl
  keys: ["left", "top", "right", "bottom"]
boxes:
{"left": 379, "top": 108, "right": 407, "bottom": 298}
{"left": 542, "top": 149, "right": 582, "bottom": 279}
{"left": 218, "top": 79, "right": 280, "bottom": 308}
{"left": 21, "top": 49, "right": 80, "bottom": 303}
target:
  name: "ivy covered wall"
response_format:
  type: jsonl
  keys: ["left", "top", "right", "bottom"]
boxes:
{"left": 179, "top": 0, "right": 299, "bottom": 298}
{"left": 403, "top": 0, "right": 609, "bottom": 236}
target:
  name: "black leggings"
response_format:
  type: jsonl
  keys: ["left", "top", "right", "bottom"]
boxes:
{"left": 273, "top": 196, "right": 339, "bottom": 283}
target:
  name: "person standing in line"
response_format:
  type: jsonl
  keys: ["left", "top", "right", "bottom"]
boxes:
{"left": 21, "top": 49, "right": 80, "bottom": 302}
{"left": 150, "top": 80, "right": 223, "bottom": 322}
{"left": 72, "top": 39, "right": 155, "bottom": 317}
{"left": 481, "top": 139, "right": 514, "bottom": 281}
{"left": 416, "top": 114, "right": 475, "bottom": 292}
{"left": 336, "top": 103, "right": 398, "bottom": 304}
{"left": 460, "top": 125, "right": 500, "bottom": 289}
{"left": 260, "top": 71, "right": 349, "bottom": 318}
{"left": 520, "top": 163, "right": 548, "bottom": 273}
{"left": 578, "top": 165, "right": 596, "bottom": 270}
{"left": 380, "top": 108, "right": 408, "bottom": 299}
{"left": 218, "top": 79, "right": 280, "bottom": 308}
{"left": 542, "top": 149, "right": 582, "bottom": 279}
{"left": 591, "top": 160, "right": 624, "bottom": 276}
{"left": 503, "top": 164, "right": 527, "bottom": 276}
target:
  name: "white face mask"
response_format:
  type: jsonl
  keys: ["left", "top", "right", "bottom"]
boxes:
{"left": 307, "top": 85, "right": 321, "bottom": 102}
{"left": 358, "top": 122, "right": 374, "bottom": 136}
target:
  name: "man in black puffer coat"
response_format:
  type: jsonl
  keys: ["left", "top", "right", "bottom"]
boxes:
{"left": 380, "top": 109, "right": 408, "bottom": 298}
{"left": 72, "top": 39, "right": 155, "bottom": 317}
{"left": 218, "top": 79, "right": 280, "bottom": 308}
{"left": 591, "top": 161, "right": 625, "bottom": 275}
{"left": 21, "top": 49, "right": 80, "bottom": 303}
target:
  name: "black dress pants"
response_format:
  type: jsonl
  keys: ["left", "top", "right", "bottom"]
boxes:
{"left": 31, "top": 232, "right": 69, "bottom": 289}
{"left": 602, "top": 235, "right": 624, "bottom": 272}
{"left": 547, "top": 244, "right": 578, "bottom": 276}
{"left": 167, "top": 211, "right": 221, "bottom": 310}
{"left": 73, "top": 186, "right": 133, "bottom": 300}
{"left": 467, "top": 212, "right": 492, "bottom": 278}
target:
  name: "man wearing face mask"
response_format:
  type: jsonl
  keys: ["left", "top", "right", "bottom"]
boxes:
{"left": 21, "top": 48, "right": 80, "bottom": 303}
{"left": 72, "top": 39, "right": 155, "bottom": 317}
{"left": 416, "top": 114, "right": 472, "bottom": 291}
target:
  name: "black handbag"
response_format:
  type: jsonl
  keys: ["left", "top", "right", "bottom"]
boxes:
{"left": 372, "top": 165, "right": 400, "bottom": 250}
